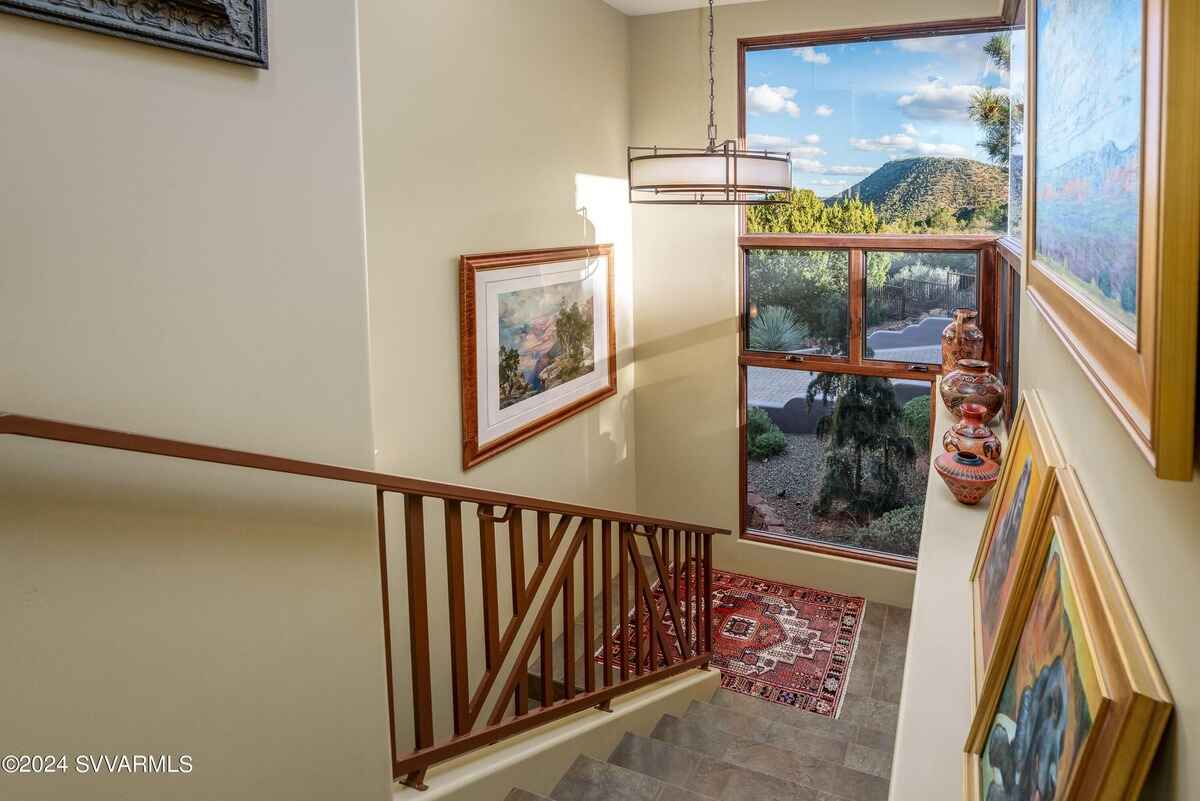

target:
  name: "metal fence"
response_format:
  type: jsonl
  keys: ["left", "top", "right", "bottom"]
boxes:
{"left": 868, "top": 271, "right": 977, "bottom": 322}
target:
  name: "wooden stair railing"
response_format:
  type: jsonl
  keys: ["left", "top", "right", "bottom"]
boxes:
{"left": 0, "top": 413, "right": 730, "bottom": 790}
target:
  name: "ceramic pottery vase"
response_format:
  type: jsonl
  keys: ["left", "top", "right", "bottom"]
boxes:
{"left": 941, "top": 308, "right": 984, "bottom": 372}
{"left": 933, "top": 451, "right": 1000, "bottom": 506}
{"left": 943, "top": 402, "right": 1003, "bottom": 464}
{"left": 940, "top": 359, "right": 1005, "bottom": 423}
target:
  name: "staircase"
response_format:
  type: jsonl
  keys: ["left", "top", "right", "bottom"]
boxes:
{"left": 507, "top": 603, "right": 909, "bottom": 801}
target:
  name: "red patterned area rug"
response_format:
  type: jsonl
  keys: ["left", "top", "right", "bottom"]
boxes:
{"left": 595, "top": 566, "right": 865, "bottom": 718}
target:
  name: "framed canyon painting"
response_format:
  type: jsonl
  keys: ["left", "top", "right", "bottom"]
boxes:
{"left": 459, "top": 245, "right": 616, "bottom": 469}
{"left": 964, "top": 468, "right": 1172, "bottom": 801}
{"left": 968, "top": 390, "right": 1064, "bottom": 701}
{"left": 1026, "top": 0, "right": 1199, "bottom": 480}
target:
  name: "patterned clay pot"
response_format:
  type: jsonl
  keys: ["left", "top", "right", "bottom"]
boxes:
{"left": 933, "top": 451, "right": 1001, "bottom": 506}
{"left": 943, "top": 402, "right": 1003, "bottom": 464}
{"left": 941, "top": 308, "right": 985, "bottom": 372}
{"left": 940, "top": 359, "right": 1005, "bottom": 423}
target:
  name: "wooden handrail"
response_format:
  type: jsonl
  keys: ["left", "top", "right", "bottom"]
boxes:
{"left": 2, "top": 412, "right": 725, "bottom": 789}
{"left": 0, "top": 413, "right": 730, "bottom": 536}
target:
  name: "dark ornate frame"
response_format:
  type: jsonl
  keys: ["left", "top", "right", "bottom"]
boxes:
{"left": 0, "top": 0, "right": 268, "bottom": 68}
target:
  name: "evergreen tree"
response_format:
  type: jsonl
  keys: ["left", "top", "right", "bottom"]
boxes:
{"left": 806, "top": 374, "right": 917, "bottom": 523}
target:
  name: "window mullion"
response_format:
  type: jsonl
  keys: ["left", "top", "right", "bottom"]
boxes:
{"left": 849, "top": 248, "right": 865, "bottom": 366}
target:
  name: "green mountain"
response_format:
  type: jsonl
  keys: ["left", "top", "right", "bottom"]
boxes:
{"left": 829, "top": 157, "right": 1008, "bottom": 224}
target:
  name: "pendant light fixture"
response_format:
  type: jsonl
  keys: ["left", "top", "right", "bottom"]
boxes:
{"left": 628, "top": 0, "right": 791, "bottom": 205}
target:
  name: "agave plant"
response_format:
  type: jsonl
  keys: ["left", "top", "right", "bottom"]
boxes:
{"left": 748, "top": 305, "right": 810, "bottom": 352}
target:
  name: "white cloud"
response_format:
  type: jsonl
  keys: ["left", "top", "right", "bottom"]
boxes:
{"left": 850, "top": 134, "right": 917, "bottom": 152}
{"left": 814, "top": 105, "right": 834, "bottom": 117}
{"left": 747, "top": 84, "right": 801, "bottom": 117}
{"left": 789, "top": 145, "right": 826, "bottom": 158}
{"left": 901, "top": 123, "right": 920, "bottom": 136}
{"left": 897, "top": 79, "right": 984, "bottom": 121}
{"left": 914, "top": 142, "right": 969, "bottom": 156}
{"left": 802, "top": 134, "right": 821, "bottom": 144}
{"left": 746, "top": 133, "right": 792, "bottom": 149}
{"left": 789, "top": 158, "right": 875, "bottom": 176}
{"left": 794, "top": 47, "right": 830, "bottom": 65}
{"left": 811, "top": 178, "right": 853, "bottom": 186}
{"left": 825, "top": 165, "right": 875, "bottom": 175}
{"left": 851, "top": 131, "right": 968, "bottom": 158}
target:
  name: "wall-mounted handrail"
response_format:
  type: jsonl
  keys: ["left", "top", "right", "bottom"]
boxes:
{"left": 0, "top": 414, "right": 731, "bottom": 536}
{"left": 1, "top": 413, "right": 728, "bottom": 789}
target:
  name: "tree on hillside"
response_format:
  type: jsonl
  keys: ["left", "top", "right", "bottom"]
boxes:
{"left": 746, "top": 189, "right": 880, "bottom": 235}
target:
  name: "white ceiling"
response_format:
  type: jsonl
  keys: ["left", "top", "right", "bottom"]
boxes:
{"left": 603, "top": 0, "right": 770, "bottom": 16}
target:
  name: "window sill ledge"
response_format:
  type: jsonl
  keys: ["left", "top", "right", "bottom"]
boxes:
{"left": 889, "top": 383, "right": 1007, "bottom": 800}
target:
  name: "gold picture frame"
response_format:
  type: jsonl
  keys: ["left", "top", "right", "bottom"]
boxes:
{"left": 964, "top": 467, "right": 1172, "bottom": 801}
{"left": 968, "top": 390, "right": 1064, "bottom": 701}
{"left": 1025, "top": 0, "right": 1199, "bottom": 480}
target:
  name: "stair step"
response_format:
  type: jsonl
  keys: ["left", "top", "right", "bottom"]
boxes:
{"left": 550, "top": 754, "right": 710, "bottom": 801}
{"left": 685, "top": 699, "right": 851, "bottom": 761}
{"left": 708, "top": 688, "right": 861, "bottom": 740}
{"left": 505, "top": 790, "right": 554, "bottom": 801}
{"left": 608, "top": 731, "right": 826, "bottom": 801}
{"left": 651, "top": 714, "right": 889, "bottom": 801}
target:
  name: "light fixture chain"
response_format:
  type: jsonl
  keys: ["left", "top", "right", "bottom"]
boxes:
{"left": 706, "top": 0, "right": 717, "bottom": 150}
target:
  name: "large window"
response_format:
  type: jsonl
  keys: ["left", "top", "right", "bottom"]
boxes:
{"left": 742, "top": 27, "right": 1018, "bottom": 236}
{"left": 744, "top": 368, "right": 931, "bottom": 561}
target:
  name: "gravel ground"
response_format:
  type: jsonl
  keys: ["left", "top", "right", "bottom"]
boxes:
{"left": 746, "top": 432, "right": 927, "bottom": 554}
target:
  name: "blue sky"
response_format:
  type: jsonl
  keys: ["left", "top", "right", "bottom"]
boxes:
{"left": 744, "top": 32, "right": 1007, "bottom": 197}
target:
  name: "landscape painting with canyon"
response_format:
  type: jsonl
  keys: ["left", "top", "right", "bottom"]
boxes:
{"left": 497, "top": 279, "right": 595, "bottom": 410}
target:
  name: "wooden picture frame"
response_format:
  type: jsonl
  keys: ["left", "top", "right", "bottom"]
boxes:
{"left": 964, "top": 467, "right": 1172, "bottom": 801}
{"left": 1025, "top": 0, "right": 1199, "bottom": 480}
{"left": 459, "top": 245, "right": 617, "bottom": 470}
{"left": 968, "top": 390, "right": 1064, "bottom": 701}
{"left": 0, "top": 0, "right": 269, "bottom": 68}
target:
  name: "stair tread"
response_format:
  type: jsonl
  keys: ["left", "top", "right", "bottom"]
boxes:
{"left": 505, "top": 790, "right": 553, "bottom": 801}
{"left": 651, "top": 714, "right": 889, "bottom": 801}
{"left": 551, "top": 753, "right": 713, "bottom": 801}
{"left": 685, "top": 699, "right": 855, "bottom": 758}
{"left": 609, "top": 731, "right": 825, "bottom": 801}
{"left": 707, "top": 689, "right": 861, "bottom": 740}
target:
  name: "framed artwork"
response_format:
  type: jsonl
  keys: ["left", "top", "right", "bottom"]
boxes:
{"left": 0, "top": 0, "right": 268, "bottom": 68}
{"left": 459, "top": 245, "right": 617, "bottom": 470}
{"left": 1026, "top": 0, "right": 1199, "bottom": 480}
{"left": 968, "top": 390, "right": 1063, "bottom": 700}
{"left": 964, "top": 468, "right": 1172, "bottom": 801}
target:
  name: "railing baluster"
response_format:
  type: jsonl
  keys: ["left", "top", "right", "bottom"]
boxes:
{"left": 632, "top": 530, "right": 643, "bottom": 675}
{"left": 538, "top": 512, "right": 553, "bottom": 705}
{"left": 619, "top": 524, "right": 629, "bottom": 682}
{"left": 479, "top": 505, "right": 500, "bottom": 672}
{"left": 704, "top": 533, "right": 713, "bottom": 656}
{"left": 375, "top": 490, "right": 399, "bottom": 783}
{"left": 582, "top": 518, "right": 595, "bottom": 693}
{"left": 403, "top": 494, "right": 433, "bottom": 790}
{"left": 563, "top": 545, "right": 576, "bottom": 700}
{"left": 444, "top": 500, "right": 469, "bottom": 736}
{"left": 696, "top": 531, "right": 702, "bottom": 650}
{"left": 508, "top": 510, "right": 528, "bottom": 716}
{"left": 684, "top": 530, "right": 692, "bottom": 653}
{"left": 601, "top": 521, "right": 613, "bottom": 689}
{"left": 646, "top": 532, "right": 690, "bottom": 661}
{"left": 673, "top": 529, "right": 681, "bottom": 606}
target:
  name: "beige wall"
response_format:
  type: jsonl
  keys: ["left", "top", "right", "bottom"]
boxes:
{"left": 0, "top": 5, "right": 392, "bottom": 801}
{"left": 1020, "top": 295, "right": 1199, "bottom": 800}
{"left": 628, "top": 0, "right": 998, "bottom": 606}
{"left": 357, "top": 0, "right": 636, "bottom": 754}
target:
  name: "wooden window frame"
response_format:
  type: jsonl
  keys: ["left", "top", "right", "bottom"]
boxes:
{"left": 739, "top": 236, "right": 1002, "bottom": 568}
{"left": 734, "top": 14, "right": 1025, "bottom": 566}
